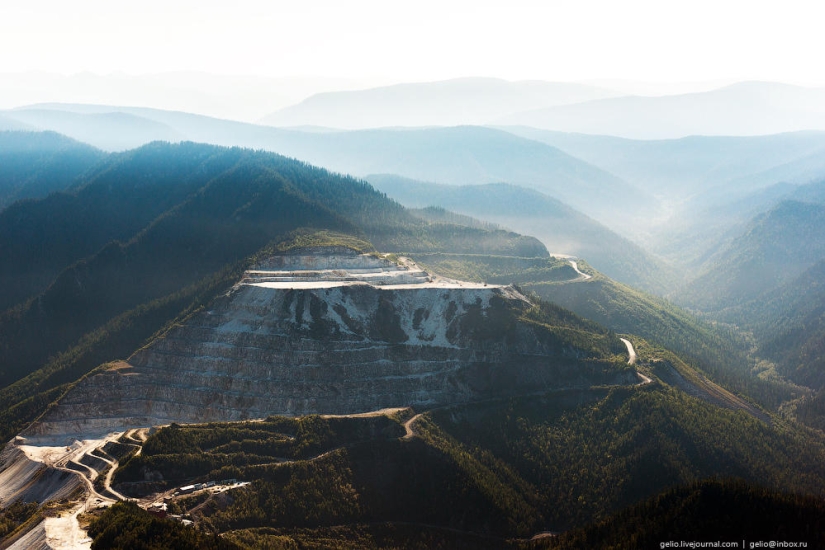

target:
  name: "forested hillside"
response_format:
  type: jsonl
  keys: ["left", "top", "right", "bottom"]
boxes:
{"left": 540, "top": 479, "right": 825, "bottom": 549}
{"left": 97, "top": 372, "right": 825, "bottom": 547}
{"left": 0, "top": 139, "right": 547, "bottom": 445}
{"left": 1, "top": 108, "right": 654, "bottom": 231}
{"left": 727, "top": 259, "right": 825, "bottom": 385}
{"left": 0, "top": 130, "right": 103, "bottom": 210}
{"left": 677, "top": 200, "right": 825, "bottom": 311}
{"left": 419, "top": 253, "right": 796, "bottom": 411}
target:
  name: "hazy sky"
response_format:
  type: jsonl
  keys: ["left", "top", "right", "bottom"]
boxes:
{"left": 1, "top": 0, "right": 823, "bottom": 86}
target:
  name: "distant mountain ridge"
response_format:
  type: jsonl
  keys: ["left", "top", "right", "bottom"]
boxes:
{"left": 366, "top": 175, "right": 676, "bottom": 293}
{"left": 502, "top": 127, "right": 825, "bottom": 201}
{"left": 498, "top": 82, "right": 825, "bottom": 138}
{"left": 0, "top": 131, "right": 104, "bottom": 210}
{"left": 0, "top": 114, "right": 653, "bottom": 232}
{"left": 259, "top": 77, "right": 620, "bottom": 128}
{"left": 502, "top": 127, "right": 825, "bottom": 267}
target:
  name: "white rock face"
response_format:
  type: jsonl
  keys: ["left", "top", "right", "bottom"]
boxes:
{"left": 24, "top": 248, "right": 628, "bottom": 442}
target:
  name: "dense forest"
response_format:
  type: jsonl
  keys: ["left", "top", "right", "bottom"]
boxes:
{"left": 0, "top": 131, "right": 104, "bottom": 209}
{"left": 533, "top": 479, "right": 825, "bottom": 549}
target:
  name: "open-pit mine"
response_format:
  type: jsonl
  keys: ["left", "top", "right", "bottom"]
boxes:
{"left": 1, "top": 246, "right": 637, "bottom": 549}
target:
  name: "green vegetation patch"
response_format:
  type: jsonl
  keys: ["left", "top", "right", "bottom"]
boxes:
{"left": 267, "top": 230, "right": 376, "bottom": 256}
{"left": 423, "top": 384, "right": 825, "bottom": 531}
{"left": 411, "top": 253, "right": 575, "bottom": 285}
{"left": 526, "top": 269, "right": 802, "bottom": 410}
{"left": 116, "top": 415, "right": 404, "bottom": 488}
{"left": 88, "top": 501, "right": 240, "bottom": 550}
{"left": 0, "top": 501, "right": 40, "bottom": 541}
{"left": 538, "top": 479, "right": 825, "bottom": 549}
{"left": 224, "top": 523, "right": 514, "bottom": 549}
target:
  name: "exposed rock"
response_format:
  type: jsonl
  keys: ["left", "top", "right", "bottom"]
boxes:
{"left": 24, "top": 249, "right": 629, "bottom": 442}
{"left": 0, "top": 446, "right": 81, "bottom": 506}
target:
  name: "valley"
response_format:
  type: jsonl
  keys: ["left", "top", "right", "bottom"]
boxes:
{"left": 4, "top": 81, "right": 825, "bottom": 548}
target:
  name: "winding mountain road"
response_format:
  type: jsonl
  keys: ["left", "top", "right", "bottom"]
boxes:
{"left": 402, "top": 413, "right": 422, "bottom": 440}
{"left": 621, "top": 337, "right": 652, "bottom": 385}
{"left": 14, "top": 434, "right": 133, "bottom": 550}
{"left": 568, "top": 260, "right": 592, "bottom": 281}
{"left": 402, "top": 338, "right": 650, "bottom": 441}
{"left": 620, "top": 338, "right": 637, "bottom": 365}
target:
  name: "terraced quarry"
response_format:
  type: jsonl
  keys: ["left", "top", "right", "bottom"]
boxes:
{"left": 0, "top": 245, "right": 649, "bottom": 548}
{"left": 4, "top": 246, "right": 771, "bottom": 549}
{"left": 22, "top": 247, "right": 632, "bottom": 443}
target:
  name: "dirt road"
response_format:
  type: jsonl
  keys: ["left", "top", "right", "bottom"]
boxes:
{"left": 568, "top": 260, "right": 592, "bottom": 281}
{"left": 16, "top": 433, "right": 127, "bottom": 550}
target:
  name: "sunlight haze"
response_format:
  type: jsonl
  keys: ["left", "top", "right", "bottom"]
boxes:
{"left": 1, "top": 0, "right": 822, "bottom": 85}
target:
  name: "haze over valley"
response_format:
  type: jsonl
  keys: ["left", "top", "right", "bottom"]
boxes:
{"left": 3, "top": 2, "right": 825, "bottom": 548}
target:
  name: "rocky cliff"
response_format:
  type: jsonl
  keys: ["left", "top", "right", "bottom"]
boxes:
{"left": 24, "top": 248, "right": 630, "bottom": 442}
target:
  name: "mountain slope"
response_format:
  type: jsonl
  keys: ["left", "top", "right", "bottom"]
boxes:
{"left": 1, "top": 107, "right": 653, "bottom": 231}
{"left": 545, "top": 479, "right": 825, "bottom": 549}
{"left": 0, "top": 141, "right": 248, "bottom": 311}
{"left": 94, "top": 379, "right": 825, "bottom": 542}
{"left": 367, "top": 175, "right": 676, "bottom": 293}
{"left": 524, "top": 266, "right": 798, "bottom": 410}
{"left": 677, "top": 200, "right": 825, "bottom": 312}
{"left": 727, "top": 258, "right": 825, "bottom": 390}
{"left": 500, "top": 127, "right": 825, "bottom": 268}
{"left": 4, "top": 108, "right": 183, "bottom": 151}
{"left": 0, "top": 140, "right": 550, "bottom": 443}
{"left": 263, "top": 125, "right": 651, "bottom": 232}
{"left": 0, "top": 114, "right": 34, "bottom": 131}
{"left": 0, "top": 131, "right": 104, "bottom": 210}
{"left": 27, "top": 247, "right": 631, "bottom": 441}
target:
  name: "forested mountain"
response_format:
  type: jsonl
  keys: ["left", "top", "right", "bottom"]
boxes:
{"left": 525, "top": 266, "right": 799, "bottom": 410}
{"left": 543, "top": 479, "right": 825, "bottom": 549}
{"left": 4, "top": 108, "right": 183, "bottom": 151}
{"left": 0, "top": 131, "right": 104, "bottom": 210}
{"left": 0, "top": 142, "right": 249, "bottom": 311}
{"left": 499, "top": 127, "right": 825, "bottom": 266}
{"left": 0, "top": 106, "right": 653, "bottom": 232}
{"left": 367, "top": 174, "right": 677, "bottom": 293}
{"left": 648, "top": 177, "right": 825, "bottom": 271}
{"left": 257, "top": 125, "right": 650, "bottom": 232}
{"left": 722, "top": 258, "right": 825, "bottom": 392}
{"left": 653, "top": 194, "right": 825, "bottom": 431}
{"left": 677, "top": 200, "right": 825, "bottom": 311}
{"left": 0, "top": 139, "right": 547, "bottom": 443}
{"left": 87, "top": 379, "right": 825, "bottom": 547}
{"left": 0, "top": 114, "right": 33, "bottom": 131}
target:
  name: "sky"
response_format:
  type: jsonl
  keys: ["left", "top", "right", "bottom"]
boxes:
{"left": 1, "top": 0, "right": 824, "bottom": 86}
